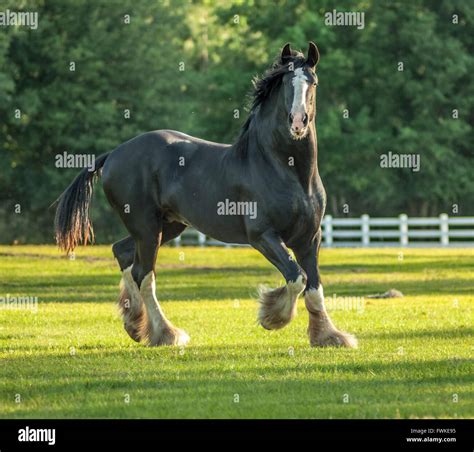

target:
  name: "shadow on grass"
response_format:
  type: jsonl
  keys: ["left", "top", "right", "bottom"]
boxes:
{"left": 1, "top": 254, "right": 473, "bottom": 302}
{"left": 1, "top": 341, "right": 471, "bottom": 368}
{"left": 322, "top": 259, "right": 474, "bottom": 274}
{"left": 362, "top": 327, "right": 474, "bottom": 340}
{"left": 2, "top": 324, "right": 472, "bottom": 352}
{"left": 1, "top": 278, "right": 472, "bottom": 303}
{"left": 1, "top": 350, "right": 471, "bottom": 419}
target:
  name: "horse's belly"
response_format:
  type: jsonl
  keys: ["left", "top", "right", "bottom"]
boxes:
{"left": 165, "top": 209, "right": 249, "bottom": 245}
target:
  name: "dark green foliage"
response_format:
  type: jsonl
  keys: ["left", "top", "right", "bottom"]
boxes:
{"left": 0, "top": 0, "right": 472, "bottom": 243}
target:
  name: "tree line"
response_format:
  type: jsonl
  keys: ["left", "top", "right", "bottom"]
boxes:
{"left": 0, "top": 0, "right": 472, "bottom": 244}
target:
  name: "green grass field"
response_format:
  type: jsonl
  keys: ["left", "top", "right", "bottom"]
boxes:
{"left": 0, "top": 245, "right": 472, "bottom": 419}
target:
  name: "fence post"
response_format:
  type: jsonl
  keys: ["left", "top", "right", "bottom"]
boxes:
{"left": 324, "top": 215, "right": 333, "bottom": 247}
{"left": 174, "top": 235, "right": 181, "bottom": 247}
{"left": 361, "top": 214, "right": 370, "bottom": 246}
{"left": 399, "top": 214, "right": 408, "bottom": 247}
{"left": 440, "top": 213, "right": 449, "bottom": 246}
{"left": 198, "top": 232, "right": 206, "bottom": 247}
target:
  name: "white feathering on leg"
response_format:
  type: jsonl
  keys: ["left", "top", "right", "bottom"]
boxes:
{"left": 305, "top": 284, "right": 358, "bottom": 348}
{"left": 139, "top": 271, "right": 190, "bottom": 346}
{"left": 258, "top": 275, "right": 305, "bottom": 330}
{"left": 305, "top": 285, "right": 325, "bottom": 312}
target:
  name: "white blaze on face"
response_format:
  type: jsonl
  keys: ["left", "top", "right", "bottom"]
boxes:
{"left": 290, "top": 67, "right": 309, "bottom": 131}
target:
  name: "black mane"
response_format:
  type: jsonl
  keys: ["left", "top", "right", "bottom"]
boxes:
{"left": 234, "top": 50, "right": 306, "bottom": 156}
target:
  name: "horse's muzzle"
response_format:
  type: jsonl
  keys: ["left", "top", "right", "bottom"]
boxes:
{"left": 289, "top": 112, "right": 308, "bottom": 139}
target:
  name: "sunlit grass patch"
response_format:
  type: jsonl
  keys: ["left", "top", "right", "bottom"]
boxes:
{"left": 0, "top": 246, "right": 472, "bottom": 418}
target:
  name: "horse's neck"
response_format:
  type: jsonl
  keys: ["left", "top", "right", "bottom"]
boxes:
{"left": 254, "top": 110, "right": 319, "bottom": 192}
{"left": 292, "top": 123, "right": 319, "bottom": 191}
{"left": 289, "top": 125, "right": 319, "bottom": 193}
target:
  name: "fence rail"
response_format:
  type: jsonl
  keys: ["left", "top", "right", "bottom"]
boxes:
{"left": 173, "top": 214, "right": 474, "bottom": 247}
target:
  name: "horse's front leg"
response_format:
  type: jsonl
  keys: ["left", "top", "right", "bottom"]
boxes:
{"left": 250, "top": 230, "right": 307, "bottom": 330}
{"left": 294, "top": 234, "right": 358, "bottom": 348}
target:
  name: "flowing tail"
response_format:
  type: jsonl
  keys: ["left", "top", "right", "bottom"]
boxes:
{"left": 54, "top": 152, "right": 110, "bottom": 252}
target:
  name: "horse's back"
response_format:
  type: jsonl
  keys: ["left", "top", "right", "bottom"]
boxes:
{"left": 104, "top": 130, "right": 229, "bottom": 173}
{"left": 101, "top": 129, "right": 231, "bottom": 209}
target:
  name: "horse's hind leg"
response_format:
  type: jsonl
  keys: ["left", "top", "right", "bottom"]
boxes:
{"left": 113, "top": 222, "right": 187, "bottom": 270}
{"left": 118, "top": 265, "right": 145, "bottom": 342}
{"left": 113, "top": 222, "right": 188, "bottom": 344}
{"left": 119, "top": 210, "right": 189, "bottom": 346}
{"left": 112, "top": 236, "right": 143, "bottom": 341}
{"left": 113, "top": 236, "right": 135, "bottom": 270}
{"left": 134, "top": 231, "right": 189, "bottom": 346}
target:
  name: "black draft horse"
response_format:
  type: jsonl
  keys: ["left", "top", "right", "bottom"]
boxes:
{"left": 55, "top": 43, "right": 357, "bottom": 348}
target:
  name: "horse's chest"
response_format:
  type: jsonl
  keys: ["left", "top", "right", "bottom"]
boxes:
{"left": 291, "top": 199, "right": 318, "bottom": 228}
{"left": 270, "top": 192, "right": 318, "bottom": 233}
{"left": 278, "top": 187, "right": 325, "bottom": 241}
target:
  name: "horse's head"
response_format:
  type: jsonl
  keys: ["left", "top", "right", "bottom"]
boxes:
{"left": 280, "top": 42, "right": 319, "bottom": 140}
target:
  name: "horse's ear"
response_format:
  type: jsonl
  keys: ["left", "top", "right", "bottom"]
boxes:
{"left": 306, "top": 42, "right": 320, "bottom": 68}
{"left": 281, "top": 43, "right": 292, "bottom": 63}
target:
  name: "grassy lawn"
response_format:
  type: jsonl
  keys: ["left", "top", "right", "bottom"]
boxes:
{"left": 0, "top": 245, "right": 472, "bottom": 419}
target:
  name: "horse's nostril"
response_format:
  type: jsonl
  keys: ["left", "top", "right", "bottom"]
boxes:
{"left": 288, "top": 113, "right": 294, "bottom": 124}
{"left": 303, "top": 114, "right": 308, "bottom": 125}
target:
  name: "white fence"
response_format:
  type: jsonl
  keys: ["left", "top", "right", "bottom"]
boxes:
{"left": 173, "top": 214, "right": 474, "bottom": 248}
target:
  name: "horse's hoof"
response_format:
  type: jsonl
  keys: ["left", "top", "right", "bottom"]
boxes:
{"left": 124, "top": 323, "right": 142, "bottom": 343}
{"left": 310, "top": 329, "right": 358, "bottom": 348}
{"left": 173, "top": 328, "right": 190, "bottom": 346}
{"left": 257, "top": 276, "right": 305, "bottom": 330}
{"left": 146, "top": 326, "right": 190, "bottom": 347}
